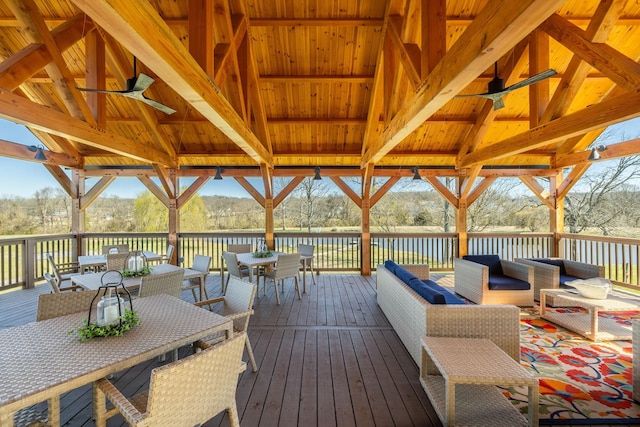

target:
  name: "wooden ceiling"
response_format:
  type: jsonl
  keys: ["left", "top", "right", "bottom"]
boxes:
{"left": 1, "top": 0, "right": 640, "bottom": 184}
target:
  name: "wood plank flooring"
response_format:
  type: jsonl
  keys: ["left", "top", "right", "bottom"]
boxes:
{"left": 0, "top": 272, "right": 632, "bottom": 427}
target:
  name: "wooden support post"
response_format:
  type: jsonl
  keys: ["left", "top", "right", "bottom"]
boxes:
{"left": 361, "top": 198, "right": 371, "bottom": 275}
{"left": 550, "top": 173, "right": 564, "bottom": 257}
{"left": 457, "top": 200, "right": 468, "bottom": 258}
{"left": 265, "top": 198, "right": 274, "bottom": 249}
{"left": 167, "top": 173, "right": 179, "bottom": 264}
{"left": 71, "top": 169, "right": 85, "bottom": 256}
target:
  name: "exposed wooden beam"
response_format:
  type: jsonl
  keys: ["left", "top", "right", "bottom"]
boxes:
{"left": 152, "top": 164, "right": 176, "bottom": 199}
{"left": 557, "top": 163, "right": 590, "bottom": 199}
{"left": 520, "top": 175, "right": 554, "bottom": 209}
{"left": 235, "top": 176, "right": 265, "bottom": 207}
{"left": 540, "top": 0, "right": 625, "bottom": 123}
{"left": 330, "top": 177, "right": 362, "bottom": 208}
{"left": 0, "top": 139, "right": 79, "bottom": 167}
{"left": 467, "top": 176, "right": 497, "bottom": 206}
{"left": 43, "top": 164, "right": 72, "bottom": 196}
{"left": 425, "top": 176, "right": 458, "bottom": 208}
{"left": 362, "top": 0, "right": 566, "bottom": 167}
{"left": 0, "top": 14, "right": 92, "bottom": 90}
{"left": 177, "top": 175, "right": 209, "bottom": 209}
{"left": 273, "top": 176, "right": 303, "bottom": 208}
{"left": 460, "top": 88, "right": 640, "bottom": 168}
{"left": 370, "top": 176, "right": 399, "bottom": 207}
{"left": 80, "top": 176, "right": 115, "bottom": 210}
{"left": 261, "top": 163, "right": 272, "bottom": 200}
{"left": 70, "top": 0, "right": 272, "bottom": 167}
{"left": 540, "top": 13, "right": 640, "bottom": 91}
{"left": 556, "top": 137, "right": 640, "bottom": 168}
{"left": 0, "top": 89, "right": 175, "bottom": 166}
{"left": 249, "top": 18, "right": 384, "bottom": 27}
{"left": 259, "top": 75, "right": 374, "bottom": 83}
{"left": 386, "top": 15, "right": 421, "bottom": 88}
{"left": 138, "top": 175, "right": 170, "bottom": 207}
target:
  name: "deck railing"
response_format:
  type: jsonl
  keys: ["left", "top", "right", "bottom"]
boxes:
{"left": 2, "top": 231, "right": 640, "bottom": 291}
{"left": 468, "top": 233, "right": 555, "bottom": 260}
{"left": 559, "top": 233, "right": 640, "bottom": 287}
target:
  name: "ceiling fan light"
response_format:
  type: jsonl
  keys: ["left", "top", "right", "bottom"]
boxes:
{"left": 29, "top": 145, "right": 47, "bottom": 161}
{"left": 412, "top": 167, "right": 422, "bottom": 181}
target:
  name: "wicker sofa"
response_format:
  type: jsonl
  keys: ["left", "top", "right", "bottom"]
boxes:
{"left": 454, "top": 255, "right": 534, "bottom": 306}
{"left": 376, "top": 262, "right": 521, "bottom": 366}
{"left": 515, "top": 258, "right": 605, "bottom": 301}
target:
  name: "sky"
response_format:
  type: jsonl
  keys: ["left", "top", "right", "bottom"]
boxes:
{"left": 1, "top": 117, "right": 639, "bottom": 199}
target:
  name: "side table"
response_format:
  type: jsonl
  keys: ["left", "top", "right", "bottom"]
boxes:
{"left": 420, "top": 336, "right": 538, "bottom": 427}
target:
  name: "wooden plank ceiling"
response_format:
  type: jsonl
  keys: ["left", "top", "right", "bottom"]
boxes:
{"left": 0, "top": 0, "right": 639, "bottom": 183}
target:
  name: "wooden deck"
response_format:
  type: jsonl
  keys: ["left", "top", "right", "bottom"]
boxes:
{"left": 0, "top": 272, "right": 633, "bottom": 427}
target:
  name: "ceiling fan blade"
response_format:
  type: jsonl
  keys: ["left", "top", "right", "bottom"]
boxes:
{"left": 504, "top": 69, "right": 557, "bottom": 92}
{"left": 132, "top": 73, "right": 155, "bottom": 92}
{"left": 124, "top": 93, "right": 176, "bottom": 114}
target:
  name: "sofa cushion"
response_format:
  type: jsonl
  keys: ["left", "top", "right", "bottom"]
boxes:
{"left": 384, "top": 260, "right": 399, "bottom": 274}
{"left": 530, "top": 258, "right": 566, "bottom": 275}
{"left": 395, "top": 266, "right": 418, "bottom": 286}
{"left": 422, "top": 280, "right": 467, "bottom": 305}
{"left": 408, "top": 278, "right": 446, "bottom": 304}
{"left": 463, "top": 254, "right": 503, "bottom": 275}
{"left": 488, "top": 274, "right": 531, "bottom": 290}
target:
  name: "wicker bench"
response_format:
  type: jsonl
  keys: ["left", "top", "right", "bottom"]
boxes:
{"left": 376, "top": 264, "right": 521, "bottom": 365}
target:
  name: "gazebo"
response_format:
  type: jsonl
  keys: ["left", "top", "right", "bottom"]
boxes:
{"left": 0, "top": 0, "right": 640, "bottom": 275}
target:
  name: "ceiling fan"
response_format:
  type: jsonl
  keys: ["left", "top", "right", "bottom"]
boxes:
{"left": 77, "top": 57, "right": 176, "bottom": 115}
{"left": 455, "top": 62, "right": 557, "bottom": 110}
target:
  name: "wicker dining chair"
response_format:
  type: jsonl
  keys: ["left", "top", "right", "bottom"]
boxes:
{"left": 36, "top": 289, "right": 97, "bottom": 321}
{"left": 227, "top": 243, "right": 251, "bottom": 254}
{"left": 261, "top": 253, "right": 301, "bottom": 305}
{"left": 182, "top": 254, "right": 211, "bottom": 302}
{"left": 106, "top": 252, "right": 129, "bottom": 272}
{"left": 222, "top": 251, "right": 252, "bottom": 293}
{"left": 93, "top": 332, "right": 246, "bottom": 427}
{"left": 46, "top": 253, "right": 81, "bottom": 289}
{"left": 43, "top": 272, "right": 83, "bottom": 294}
{"left": 138, "top": 269, "right": 184, "bottom": 299}
{"left": 195, "top": 276, "right": 258, "bottom": 372}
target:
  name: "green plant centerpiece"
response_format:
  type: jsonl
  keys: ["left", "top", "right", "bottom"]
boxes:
{"left": 71, "top": 309, "right": 140, "bottom": 342}
{"left": 122, "top": 265, "right": 152, "bottom": 277}
{"left": 252, "top": 250, "right": 273, "bottom": 258}
{"left": 69, "top": 270, "right": 140, "bottom": 342}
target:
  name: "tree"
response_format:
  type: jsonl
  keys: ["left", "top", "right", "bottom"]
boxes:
{"left": 296, "top": 178, "right": 331, "bottom": 232}
{"left": 565, "top": 155, "right": 640, "bottom": 235}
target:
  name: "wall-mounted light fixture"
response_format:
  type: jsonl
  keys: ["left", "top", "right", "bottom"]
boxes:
{"left": 588, "top": 145, "right": 607, "bottom": 161}
{"left": 313, "top": 166, "right": 322, "bottom": 180}
{"left": 412, "top": 167, "right": 422, "bottom": 181}
{"left": 214, "top": 166, "right": 223, "bottom": 180}
{"left": 28, "top": 145, "right": 47, "bottom": 161}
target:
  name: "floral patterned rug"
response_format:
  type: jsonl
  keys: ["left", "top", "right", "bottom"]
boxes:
{"left": 503, "top": 307, "right": 640, "bottom": 424}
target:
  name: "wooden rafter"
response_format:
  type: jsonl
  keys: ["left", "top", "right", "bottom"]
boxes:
{"left": 80, "top": 176, "right": 114, "bottom": 209}
{"left": 273, "top": 176, "right": 303, "bottom": 208}
{"left": 540, "top": 14, "right": 640, "bottom": 91}
{"left": 70, "top": 0, "right": 271, "bottom": 167}
{"left": 5, "top": 0, "right": 97, "bottom": 125}
{"left": 235, "top": 176, "right": 265, "bottom": 208}
{"left": 370, "top": 176, "right": 399, "bottom": 207}
{"left": 460, "top": 88, "right": 640, "bottom": 168}
{"left": 0, "top": 89, "right": 175, "bottom": 166}
{"left": 138, "top": 175, "right": 170, "bottom": 207}
{"left": 519, "top": 175, "right": 554, "bottom": 209}
{"left": 362, "top": 0, "right": 566, "bottom": 166}
{"left": 557, "top": 163, "right": 591, "bottom": 200}
{"left": 467, "top": 176, "right": 497, "bottom": 206}
{"left": 540, "top": 0, "right": 625, "bottom": 124}
{"left": 43, "top": 164, "right": 72, "bottom": 196}
{"left": 0, "top": 139, "right": 78, "bottom": 167}
{"left": 425, "top": 176, "right": 458, "bottom": 208}
{"left": 152, "top": 164, "right": 176, "bottom": 199}
{"left": 177, "top": 175, "right": 209, "bottom": 209}
{"left": 330, "top": 177, "right": 362, "bottom": 208}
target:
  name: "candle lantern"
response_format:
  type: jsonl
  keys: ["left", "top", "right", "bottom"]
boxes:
{"left": 126, "top": 250, "right": 146, "bottom": 273}
{"left": 88, "top": 270, "right": 133, "bottom": 327}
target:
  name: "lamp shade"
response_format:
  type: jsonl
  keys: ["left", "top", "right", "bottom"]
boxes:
{"left": 314, "top": 166, "right": 322, "bottom": 180}
{"left": 412, "top": 167, "right": 421, "bottom": 180}
{"left": 214, "top": 166, "right": 223, "bottom": 180}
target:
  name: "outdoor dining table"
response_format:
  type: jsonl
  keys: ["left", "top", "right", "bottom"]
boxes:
{"left": 71, "top": 263, "right": 206, "bottom": 296}
{"left": 78, "top": 251, "right": 162, "bottom": 273}
{"left": 235, "top": 251, "right": 314, "bottom": 293}
{"left": 0, "top": 294, "right": 232, "bottom": 426}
